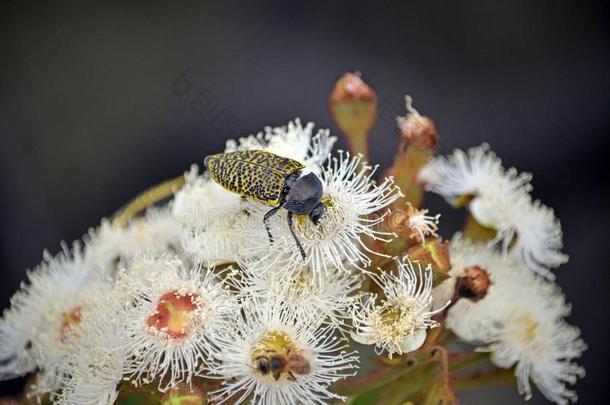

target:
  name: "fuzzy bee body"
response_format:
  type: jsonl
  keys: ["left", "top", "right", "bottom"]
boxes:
{"left": 205, "top": 150, "right": 305, "bottom": 206}
{"left": 255, "top": 351, "right": 311, "bottom": 381}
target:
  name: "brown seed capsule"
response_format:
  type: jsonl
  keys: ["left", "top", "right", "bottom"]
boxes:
{"left": 455, "top": 265, "right": 491, "bottom": 301}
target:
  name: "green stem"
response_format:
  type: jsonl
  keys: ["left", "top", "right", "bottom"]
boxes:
{"left": 346, "top": 131, "right": 369, "bottom": 161}
{"left": 449, "top": 352, "right": 489, "bottom": 372}
{"left": 112, "top": 175, "right": 186, "bottom": 228}
{"left": 462, "top": 212, "right": 497, "bottom": 243}
{"left": 452, "top": 368, "right": 516, "bottom": 390}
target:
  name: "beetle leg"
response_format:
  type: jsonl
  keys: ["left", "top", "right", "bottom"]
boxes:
{"left": 287, "top": 211, "right": 306, "bottom": 261}
{"left": 263, "top": 206, "right": 281, "bottom": 243}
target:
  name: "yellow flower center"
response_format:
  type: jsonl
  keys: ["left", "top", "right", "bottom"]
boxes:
{"left": 372, "top": 299, "right": 422, "bottom": 343}
{"left": 510, "top": 312, "right": 539, "bottom": 343}
{"left": 251, "top": 330, "right": 297, "bottom": 358}
{"left": 294, "top": 197, "right": 344, "bottom": 242}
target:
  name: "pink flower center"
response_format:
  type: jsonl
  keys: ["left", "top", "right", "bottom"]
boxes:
{"left": 146, "top": 291, "right": 200, "bottom": 339}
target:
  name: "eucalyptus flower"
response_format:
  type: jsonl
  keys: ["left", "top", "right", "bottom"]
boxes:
{"left": 401, "top": 202, "right": 440, "bottom": 243}
{"left": 446, "top": 238, "right": 586, "bottom": 404}
{"left": 171, "top": 166, "right": 247, "bottom": 265}
{"left": 85, "top": 208, "right": 183, "bottom": 273}
{"left": 0, "top": 243, "right": 112, "bottom": 394}
{"left": 210, "top": 294, "right": 359, "bottom": 405}
{"left": 225, "top": 118, "right": 336, "bottom": 172}
{"left": 418, "top": 144, "right": 568, "bottom": 278}
{"left": 119, "top": 255, "right": 236, "bottom": 391}
{"left": 351, "top": 257, "right": 448, "bottom": 358}
{"left": 233, "top": 264, "right": 362, "bottom": 333}
{"left": 54, "top": 303, "right": 127, "bottom": 405}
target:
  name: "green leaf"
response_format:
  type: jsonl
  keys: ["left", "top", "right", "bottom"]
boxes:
{"left": 409, "top": 348, "right": 457, "bottom": 405}
{"left": 371, "top": 361, "right": 438, "bottom": 405}
{"left": 352, "top": 387, "right": 382, "bottom": 404}
{"left": 333, "top": 347, "right": 444, "bottom": 398}
{"left": 385, "top": 142, "right": 435, "bottom": 208}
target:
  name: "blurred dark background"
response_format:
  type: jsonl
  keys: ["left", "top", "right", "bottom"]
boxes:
{"left": 1, "top": 1, "right": 608, "bottom": 403}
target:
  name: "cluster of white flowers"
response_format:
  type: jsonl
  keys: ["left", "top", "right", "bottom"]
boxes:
{"left": 420, "top": 140, "right": 585, "bottom": 404}
{"left": 0, "top": 119, "right": 445, "bottom": 405}
{"left": 441, "top": 237, "right": 586, "bottom": 405}
{"left": 0, "top": 112, "right": 585, "bottom": 405}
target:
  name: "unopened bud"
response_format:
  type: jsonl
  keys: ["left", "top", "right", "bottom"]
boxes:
{"left": 406, "top": 237, "right": 451, "bottom": 285}
{"left": 455, "top": 265, "right": 490, "bottom": 301}
{"left": 329, "top": 72, "right": 378, "bottom": 159}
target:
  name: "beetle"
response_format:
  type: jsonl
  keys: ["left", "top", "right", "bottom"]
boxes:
{"left": 204, "top": 150, "right": 325, "bottom": 260}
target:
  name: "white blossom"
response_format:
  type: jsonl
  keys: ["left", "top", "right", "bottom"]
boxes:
{"left": 446, "top": 237, "right": 586, "bottom": 404}
{"left": 119, "top": 255, "right": 236, "bottom": 391}
{"left": 351, "top": 257, "right": 448, "bottom": 358}
{"left": 54, "top": 302, "right": 127, "bottom": 405}
{"left": 210, "top": 294, "right": 358, "bottom": 405}
{"left": 401, "top": 203, "right": 440, "bottom": 243}
{"left": 418, "top": 143, "right": 568, "bottom": 278}
{"left": 0, "top": 243, "right": 112, "bottom": 394}
{"left": 233, "top": 264, "right": 362, "bottom": 333}
{"left": 85, "top": 208, "right": 183, "bottom": 273}
{"left": 171, "top": 166, "right": 247, "bottom": 265}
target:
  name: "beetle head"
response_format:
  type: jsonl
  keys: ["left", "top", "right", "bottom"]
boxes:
{"left": 308, "top": 202, "right": 325, "bottom": 225}
{"left": 284, "top": 173, "right": 323, "bottom": 215}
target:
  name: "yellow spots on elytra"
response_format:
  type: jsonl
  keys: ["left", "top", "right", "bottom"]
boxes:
{"left": 207, "top": 150, "right": 304, "bottom": 206}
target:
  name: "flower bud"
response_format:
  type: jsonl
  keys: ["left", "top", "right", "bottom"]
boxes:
{"left": 385, "top": 96, "right": 438, "bottom": 208}
{"left": 329, "top": 72, "right": 378, "bottom": 159}
{"left": 406, "top": 237, "right": 451, "bottom": 285}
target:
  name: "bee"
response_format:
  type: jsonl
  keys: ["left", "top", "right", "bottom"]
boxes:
{"left": 204, "top": 150, "right": 325, "bottom": 260}
{"left": 254, "top": 348, "right": 312, "bottom": 381}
